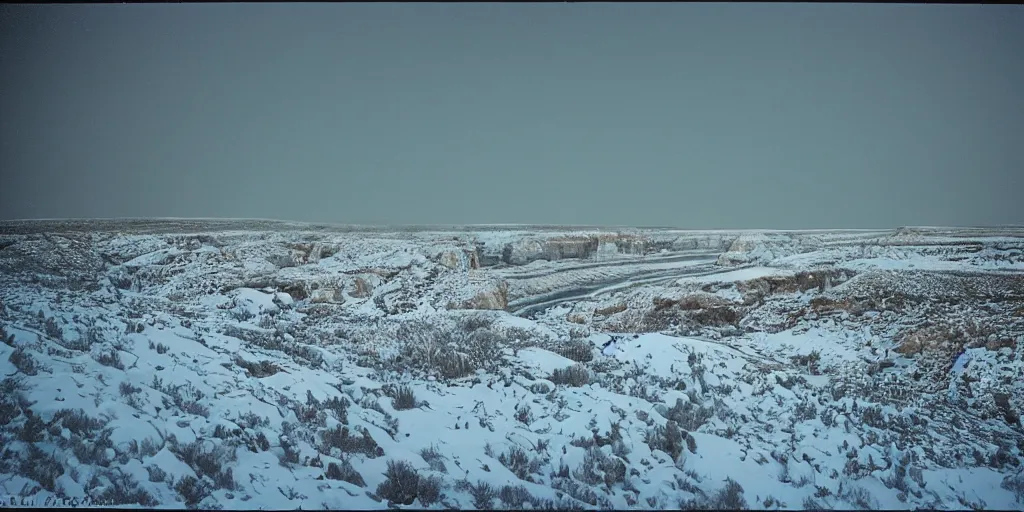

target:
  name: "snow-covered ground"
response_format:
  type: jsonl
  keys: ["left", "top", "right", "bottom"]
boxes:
{"left": 0, "top": 221, "right": 1022, "bottom": 510}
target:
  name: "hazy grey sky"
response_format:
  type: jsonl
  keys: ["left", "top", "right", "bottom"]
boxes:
{"left": 1, "top": 4, "right": 1022, "bottom": 229}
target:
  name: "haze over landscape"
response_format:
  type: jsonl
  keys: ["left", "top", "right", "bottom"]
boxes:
{"left": 2, "top": 5, "right": 1024, "bottom": 511}
{"left": 2, "top": 3, "right": 1023, "bottom": 228}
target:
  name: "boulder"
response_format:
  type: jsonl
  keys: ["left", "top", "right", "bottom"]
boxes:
{"left": 309, "top": 287, "right": 345, "bottom": 304}
{"left": 348, "top": 276, "right": 375, "bottom": 299}
{"left": 432, "top": 247, "right": 473, "bottom": 271}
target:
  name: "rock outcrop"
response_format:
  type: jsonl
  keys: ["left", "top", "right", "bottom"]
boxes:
{"left": 429, "top": 246, "right": 479, "bottom": 271}
{"left": 309, "top": 287, "right": 345, "bottom": 304}
{"left": 347, "top": 275, "right": 377, "bottom": 299}
{"left": 500, "top": 234, "right": 653, "bottom": 266}
{"left": 717, "top": 233, "right": 824, "bottom": 267}
{"left": 448, "top": 278, "right": 509, "bottom": 311}
{"left": 735, "top": 268, "right": 855, "bottom": 304}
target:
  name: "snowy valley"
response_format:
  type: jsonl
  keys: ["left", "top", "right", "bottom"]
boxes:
{"left": 0, "top": 220, "right": 1023, "bottom": 510}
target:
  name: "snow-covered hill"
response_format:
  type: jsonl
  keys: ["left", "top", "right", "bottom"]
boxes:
{"left": 0, "top": 220, "right": 1022, "bottom": 510}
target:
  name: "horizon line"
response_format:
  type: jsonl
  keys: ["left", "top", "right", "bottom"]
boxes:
{"left": 2, "top": 216, "right": 1023, "bottom": 232}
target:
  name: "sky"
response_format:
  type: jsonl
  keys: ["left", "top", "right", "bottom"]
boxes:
{"left": 1, "top": 4, "right": 1022, "bottom": 229}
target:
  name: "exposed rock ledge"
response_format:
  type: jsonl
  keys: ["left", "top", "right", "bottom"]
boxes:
{"left": 447, "top": 277, "right": 509, "bottom": 311}
{"left": 717, "top": 233, "right": 824, "bottom": 266}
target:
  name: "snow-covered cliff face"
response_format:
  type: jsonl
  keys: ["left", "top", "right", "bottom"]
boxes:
{"left": 0, "top": 220, "right": 1023, "bottom": 510}
{"left": 716, "top": 233, "right": 826, "bottom": 266}
{"left": 471, "top": 231, "right": 736, "bottom": 267}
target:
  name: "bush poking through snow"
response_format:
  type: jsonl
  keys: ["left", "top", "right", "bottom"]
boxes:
{"left": 326, "top": 458, "right": 366, "bottom": 487}
{"left": 320, "top": 395, "right": 349, "bottom": 424}
{"left": 574, "top": 446, "right": 627, "bottom": 488}
{"left": 43, "top": 317, "right": 63, "bottom": 342}
{"left": 392, "top": 385, "right": 417, "bottom": 410}
{"left": 499, "top": 484, "right": 535, "bottom": 508}
{"left": 683, "top": 477, "right": 749, "bottom": 510}
{"left": 18, "top": 411, "right": 46, "bottom": 443}
{"left": 18, "top": 443, "right": 65, "bottom": 492}
{"left": 235, "top": 411, "right": 271, "bottom": 430}
{"left": 0, "top": 324, "right": 14, "bottom": 346}
{"left": 169, "top": 439, "right": 237, "bottom": 491}
{"left": 319, "top": 425, "right": 383, "bottom": 458}
{"left": 147, "top": 465, "right": 168, "bottom": 483}
{"left": 247, "top": 431, "right": 268, "bottom": 453}
{"left": 549, "top": 364, "right": 591, "bottom": 387}
{"left": 553, "top": 340, "right": 594, "bottom": 363}
{"left": 645, "top": 420, "right": 687, "bottom": 463}
{"left": 119, "top": 381, "right": 142, "bottom": 397}
{"left": 802, "top": 496, "right": 826, "bottom": 511}
{"left": 515, "top": 404, "right": 535, "bottom": 425}
{"left": 791, "top": 350, "right": 822, "bottom": 375}
{"left": 1001, "top": 470, "right": 1024, "bottom": 504}
{"left": 50, "top": 408, "right": 107, "bottom": 436}
{"left": 460, "top": 313, "right": 495, "bottom": 332}
{"left": 234, "top": 357, "right": 281, "bottom": 378}
{"left": 0, "top": 378, "right": 26, "bottom": 427}
{"left": 498, "top": 445, "right": 543, "bottom": 482}
{"left": 716, "top": 475, "right": 749, "bottom": 507}
{"left": 393, "top": 319, "right": 541, "bottom": 378}
{"left": 394, "top": 321, "right": 476, "bottom": 379}
{"left": 9, "top": 348, "right": 38, "bottom": 376}
{"left": 161, "top": 383, "right": 210, "bottom": 418}
{"left": 551, "top": 477, "right": 609, "bottom": 508}
{"left": 665, "top": 398, "right": 715, "bottom": 432}
{"left": 94, "top": 349, "right": 125, "bottom": 370}
{"left": 417, "top": 474, "right": 444, "bottom": 506}
{"left": 175, "top": 475, "right": 212, "bottom": 508}
{"left": 419, "top": 445, "right": 448, "bottom": 473}
{"left": 455, "top": 480, "right": 498, "bottom": 509}
{"left": 95, "top": 472, "right": 158, "bottom": 506}
{"left": 69, "top": 426, "right": 114, "bottom": 466}
{"left": 376, "top": 459, "right": 420, "bottom": 506}
{"left": 0, "top": 402, "right": 17, "bottom": 429}
{"left": 835, "top": 483, "right": 877, "bottom": 509}
{"left": 291, "top": 394, "right": 328, "bottom": 429}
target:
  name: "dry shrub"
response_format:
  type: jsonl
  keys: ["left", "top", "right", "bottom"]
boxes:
{"left": 646, "top": 420, "right": 686, "bottom": 463}
{"left": 174, "top": 475, "right": 211, "bottom": 508}
{"left": 419, "top": 445, "right": 448, "bottom": 473}
{"left": 9, "top": 348, "right": 38, "bottom": 375}
{"left": 376, "top": 459, "right": 420, "bottom": 506}
{"left": 455, "top": 480, "right": 498, "bottom": 509}
{"left": 390, "top": 385, "right": 417, "bottom": 410}
{"left": 459, "top": 313, "right": 495, "bottom": 332}
{"left": 234, "top": 357, "right": 281, "bottom": 378}
{"left": 499, "top": 484, "right": 535, "bottom": 508}
{"left": 168, "top": 439, "right": 237, "bottom": 490}
{"left": 549, "top": 364, "right": 591, "bottom": 387}
{"left": 682, "top": 477, "right": 748, "bottom": 510}
{"left": 319, "top": 425, "right": 382, "bottom": 458}
{"left": 18, "top": 444, "right": 65, "bottom": 492}
{"left": 665, "top": 398, "right": 715, "bottom": 432}
{"left": 498, "top": 445, "right": 543, "bottom": 482}
{"left": 326, "top": 458, "right": 366, "bottom": 487}
{"left": 574, "top": 446, "right": 626, "bottom": 488}
{"left": 553, "top": 340, "right": 593, "bottom": 363}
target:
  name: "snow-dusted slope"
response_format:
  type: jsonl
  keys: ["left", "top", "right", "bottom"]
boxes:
{"left": 0, "top": 220, "right": 1022, "bottom": 510}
